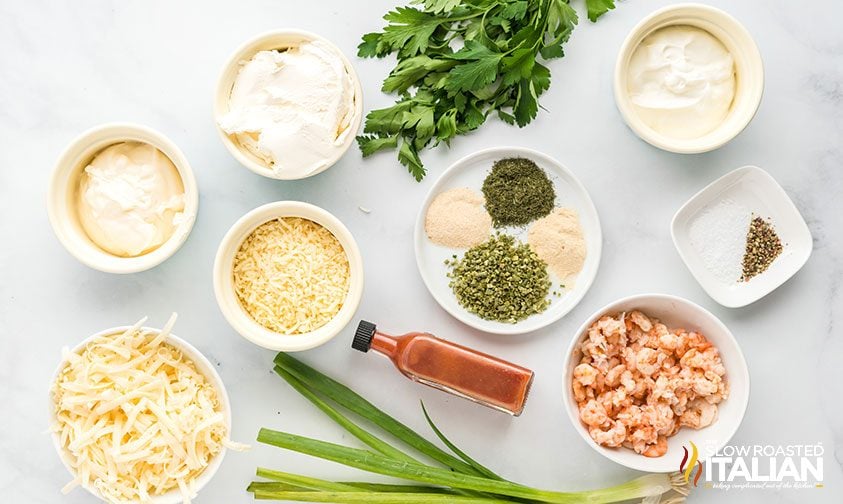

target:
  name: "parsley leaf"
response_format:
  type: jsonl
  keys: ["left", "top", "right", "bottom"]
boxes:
{"left": 358, "top": 135, "right": 399, "bottom": 157}
{"left": 445, "top": 55, "right": 503, "bottom": 92}
{"left": 398, "top": 139, "right": 426, "bottom": 181}
{"left": 358, "top": 0, "right": 617, "bottom": 180}
{"left": 585, "top": 0, "right": 615, "bottom": 22}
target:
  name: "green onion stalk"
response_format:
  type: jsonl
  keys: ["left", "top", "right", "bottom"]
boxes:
{"left": 248, "top": 353, "right": 691, "bottom": 503}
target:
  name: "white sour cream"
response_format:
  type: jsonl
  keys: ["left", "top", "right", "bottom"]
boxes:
{"left": 627, "top": 25, "right": 736, "bottom": 139}
{"left": 77, "top": 142, "right": 185, "bottom": 257}
{"left": 218, "top": 41, "right": 356, "bottom": 178}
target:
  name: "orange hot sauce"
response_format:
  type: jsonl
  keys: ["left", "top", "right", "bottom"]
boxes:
{"left": 351, "top": 320, "right": 534, "bottom": 416}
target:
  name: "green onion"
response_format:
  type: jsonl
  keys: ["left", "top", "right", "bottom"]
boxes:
{"left": 274, "top": 366, "right": 417, "bottom": 464}
{"left": 274, "top": 353, "right": 479, "bottom": 474}
{"left": 251, "top": 490, "right": 511, "bottom": 503}
{"left": 257, "top": 353, "right": 690, "bottom": 503}
{"left": 252, "top": 468, "right": 357, "bottom": 492}
{"left": 420, "top": 401, "right": 502, "bottom": 481}
{"left": 257, "top": 429, "right": 683, "bottom": 503}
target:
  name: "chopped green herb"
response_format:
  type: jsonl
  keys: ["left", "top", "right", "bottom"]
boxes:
{"left": 446, "top": 234, "right": 550, "bottom": 323}
{"left": 356, "top": 0, "right": 617, "bottom": 180}
{"left": 482, "top": 157, "right": 555, "bottom": 227}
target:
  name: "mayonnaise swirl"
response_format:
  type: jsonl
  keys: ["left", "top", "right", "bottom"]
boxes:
{"left": 627, "top": 25, "right": 736, "bottom": 139}
{"left": 77, "top": 142, "right": 185, "bottom": 257}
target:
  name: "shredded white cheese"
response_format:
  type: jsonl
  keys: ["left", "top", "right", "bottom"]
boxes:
{"left": 51, "top": 315, "right": 229, "bottom": 503}
{"left": 233, "top": 217, "right": 350, "bottom": 334}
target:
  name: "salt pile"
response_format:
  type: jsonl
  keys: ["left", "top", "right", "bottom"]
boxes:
{"left": 688, "top": 199, "right": 750, "bottom": 284}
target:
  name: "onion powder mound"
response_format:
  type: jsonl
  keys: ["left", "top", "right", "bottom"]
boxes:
{"left": 528, "top": 207, "right": 586, "bottom": 285}
{"left": 425, "top": 187, "right": 491, "bottom": 248}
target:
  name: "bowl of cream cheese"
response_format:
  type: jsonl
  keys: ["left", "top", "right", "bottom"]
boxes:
{"left": 48, "top": 123, "right": 198, "bottom": 273}
{"left": 214, "top": 30, "right": 363, "bottom": 180}
{"left": 614, "top": 4, "right": 763, "bottom": 153}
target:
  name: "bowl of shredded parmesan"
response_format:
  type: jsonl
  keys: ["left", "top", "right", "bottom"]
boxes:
{"left": 213, "top": 201, "right": 364, "bottom": 351}
{"left": 49, "top": 314, "right": 240, "bottom": 504}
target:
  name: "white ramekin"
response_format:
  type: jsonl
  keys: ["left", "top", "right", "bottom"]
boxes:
{"left": 213, "top": 30, "right": 364, "bottom": 180}
{"left": 561, "top": 294, "right": 750, "bottom": 473}
{"left": 49, "top": 325, "right": 231, "bottom": 504}
{"left": 614, "top": 4, "right": 764, "bottom": 153}
{"left": 47, "top": 123, "right": 199, "bottom": 274}
{"left": 213, "top": 201, "right": 364, "bottom": 351}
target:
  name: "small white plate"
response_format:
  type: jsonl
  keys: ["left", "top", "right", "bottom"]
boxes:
{"left": 671, "top": 166, "right": 812, "bottom": 308}
{"left": 414, "top": 147, "right": 602, "bottom": 335}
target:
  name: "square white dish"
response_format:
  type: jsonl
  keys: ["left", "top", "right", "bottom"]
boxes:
{"left": 671, "top": 166, "right": 812, "bottom": 308}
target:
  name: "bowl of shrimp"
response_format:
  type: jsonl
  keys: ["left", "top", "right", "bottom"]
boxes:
{"left": 562, "top": 293, "right": 749, "bottom": 472}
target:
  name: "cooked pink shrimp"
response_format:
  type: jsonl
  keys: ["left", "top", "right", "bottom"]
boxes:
{"left": 642, "top": 435, "right": 668, "bottom": 457}
{"left": 573, "top": 363, "right": 599, "bottom": 386}
{"left": 579, "top": 399, "right": 609, "bottom": 427}
{"left": 628, "top": 310, "right": 653, "bottom": 332}
{"left": 574, "top": 310, "right": 727, "bottom": 459}
{"left": 635, "top": 347, "right": 663, "bottom": 376}
{"left": 589, "top": 421, "right": 627, "bottom": 448}
{"left": 605, "top": 364, "right": 627, "bottom": 388}
{"left": 680, "top": 399, "right": 718, "bottom": 429}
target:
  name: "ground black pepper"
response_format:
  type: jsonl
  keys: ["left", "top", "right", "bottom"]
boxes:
{"left": 741, "top": 215, "right": 783, "bottom": 281}
{"left": 482, "top": 158, "right": 555, "bottom": 227}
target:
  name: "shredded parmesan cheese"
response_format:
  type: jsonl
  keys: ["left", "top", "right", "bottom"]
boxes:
{"left": 233, "top": 217, "right": 350, "bottom": 334}
{"left": 51, "top": 315, "right": 229, "bottom": 503}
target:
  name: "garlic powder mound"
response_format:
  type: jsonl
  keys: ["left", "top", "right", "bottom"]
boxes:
{"left": 528, "top": 207, "right": 586, "bottom": 285}
{"left": 425, "top": 188, "right": 491, "bottom": 248}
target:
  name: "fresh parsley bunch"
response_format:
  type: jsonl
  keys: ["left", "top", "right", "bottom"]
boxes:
{"left": 356, "top": 0, "right": 616, "bottom": 181}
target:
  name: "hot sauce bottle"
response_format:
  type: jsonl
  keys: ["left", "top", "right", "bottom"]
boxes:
{"left": 351, "top": 320, "right": 534, "bottom": 416}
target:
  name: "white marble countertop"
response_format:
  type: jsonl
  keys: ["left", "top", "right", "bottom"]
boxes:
{"left": 1, "top": 0, "right": 841, "bottom": 502}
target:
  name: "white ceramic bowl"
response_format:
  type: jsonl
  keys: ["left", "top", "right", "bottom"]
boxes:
{"left": 562, "top": 294, "right": 750, "bottom": 472}
{"left": 614, "top": 4, "right": 763, "bottom": 153}
{"left": 671, "top": 166, "right": 812, "bottom": 308}
{"left": 415, "top": 147, "right": 602, "bottom": 335}
{"left": 47, "top": 123, "right": 199, "bottom": 274}
{"left": 49, "top": 325, "right": 231, "bottom": 504}
{"left": 213, "top": 29, "right": 364, "bottom": 180}
{"left": 214, "top": 201, "right": 364, "bottom": 351}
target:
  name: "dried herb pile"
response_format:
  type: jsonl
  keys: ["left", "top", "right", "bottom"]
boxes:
{"left": 446, "top": 233, "right": 550, "bottom": 322}
{"left": 482, "top": 157, "right": 555, "bottom": 227}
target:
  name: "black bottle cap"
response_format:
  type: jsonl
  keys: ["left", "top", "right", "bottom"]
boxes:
{"left": 352, "top": 320, "right": 377, "bottom": 352}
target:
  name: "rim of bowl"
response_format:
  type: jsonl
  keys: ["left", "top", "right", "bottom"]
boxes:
{"left": 613, "top": 3, "right": 764, "bottom": 153}
{"left": 213, "top": 29, "right": 364, "bottom": 180}
{"left": 413, "top": 145, "right": 603, "bottom": 335}
{"left": 213, "top": 201, "right": 364, "bottom": 351}
{"left": 48, "top": 325, "right": 231, "bottom": 504}
{"left": 561, "top": 293, "right": 750, "bottom": 472}
{"left": 47, "top": 122, "right": 199, "bottom": 274}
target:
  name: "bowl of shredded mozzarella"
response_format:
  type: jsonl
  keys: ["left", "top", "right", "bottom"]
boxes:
{"left": 49, "top": 314, "right": 241, "bottom": 504}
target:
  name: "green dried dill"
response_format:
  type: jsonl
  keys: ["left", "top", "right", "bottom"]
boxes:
{"left": 445, "top": 234, "right": 550, "bottom": 323}
{"left": 482, "top": 158, "right": 555, "bottom": 227}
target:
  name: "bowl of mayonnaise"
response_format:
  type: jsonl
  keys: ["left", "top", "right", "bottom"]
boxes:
{"left": 214, "top": 30, "right": 364, "bottom": 180}
{"left": 48, "top": 123, "right": 198, "bottom": 273}
{"left": 614, "top": 3, "right": 763, "bottom": 153}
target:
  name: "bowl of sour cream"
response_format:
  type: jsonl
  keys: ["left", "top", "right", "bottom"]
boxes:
{"left": 48, "top": 123, "right": 198, "bottom": 273}
{"left": 214, "top": 30, "right": 364, "bottom": 180}
{"left": 614, "top": 4, "right": 763, "bottom": 153}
